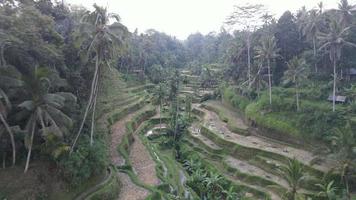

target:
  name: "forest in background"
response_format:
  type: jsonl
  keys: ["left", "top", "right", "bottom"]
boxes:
{"left": 0, "top": 0, "right": 356, "bottom": 199}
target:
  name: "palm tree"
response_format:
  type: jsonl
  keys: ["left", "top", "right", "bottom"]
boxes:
{"left": 19, "top": 68, "right": 75, "bottom": 173}
{"left": 0, "top": 66, "right": 23, "bottom": 166}
{"left": 71, "top": 4, "right": 127, "bottom": 151}
{"left": 280, "top": 158, "right": 306, "bottom": 200}
{"left": 329, "top": 123, "right": 356, "bottom": 200}
{"left": 318, "top": 17, "right": 356, "bottom": 112}
{"left": 0, "top": 88, "right": 16, "bottom": 166}
{"left": 316, "top": 180, "right": 338, "bottom": 200}
{"left": 204, "top": 171, "right": 224, "bottom": 199}
{"left": 283, "top": 57, "right": 308, "bottom": 111}
{"left": 302, "top": 10, "right": 320, "bottom": 73}
{"left": 255, "top": 36, "right": 280, "bottom": 105}
{"left": 337, "top": 0, "right": 355, "bottom": 27}
{"left": 153, "top": 82, "right": 166, "bottom": 130}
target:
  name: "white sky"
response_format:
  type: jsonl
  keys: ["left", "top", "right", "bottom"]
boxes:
{"left": 66, "top": 0, "right": 353, "bottom": 40}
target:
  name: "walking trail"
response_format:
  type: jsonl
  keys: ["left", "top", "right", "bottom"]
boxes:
{"left": 193, "top": 103, "right": 335, "bottom": 172}
{"left": 110, "top": 106, "right": 159, "bottom": 200}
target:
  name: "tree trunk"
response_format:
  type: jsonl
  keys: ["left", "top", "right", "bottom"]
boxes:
{"left": 0, "top": 113, "right": 16, "bottom": 166}
{"left": 313, "top": 38, "right": 317, "bottom": 73}
{"left": 295, "top": 77, "right": 300, "bottom": 111}
{"left": 268, "top": 59, "right": 272, "bottom": 105}
{"left": 2, "top": 152, "right": 5, "bottom": 169}
{"left": 90, "top": 81, "right": 98, "bottom": 146}
{"left": 159, "top": 98, "right": 162, "bottom": 130}
{"left": 332, "top": 57, "right": 337, "bottom": 112}
{"left": 24, "top": 121, "right": 36, "bottom": 173}
{"left": 71, "top": 55, "right": 100, "bottom": 153}
{"left": 174, "top": 95, "right": 179, "bottom": 141}
{"left": 247, "top": 33, "right": 251, "bottom": 86}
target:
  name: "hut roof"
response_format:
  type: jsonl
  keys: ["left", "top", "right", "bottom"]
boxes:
{"left": 327, "top": 95, "right": 347, "bottom": 103}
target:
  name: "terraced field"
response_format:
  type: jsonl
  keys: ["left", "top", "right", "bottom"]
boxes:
{"left": 81, "top": 69, "right": 336, "bottom": 200}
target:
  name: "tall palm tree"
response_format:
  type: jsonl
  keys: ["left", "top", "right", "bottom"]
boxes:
{"left": 329, "top": 123, "right": 356, "bottom": 200}
{"left": 280, "top": 158, "right": 306, "bottom": 200}
{"left": 0, "top": 88, "right": 16, "bottom": 166}
{"left": 255, "top": 36, "right": 280, "bottom": 105}
{"left": 316, "top": 180, "right": 338, "bottom": 200}
{"left": 337, "top": 0, "right": 356, "bottom": 27}
{"left": 303, "top": 10, "right": 320, "bottom": 73}
{"left": 19, "top": 68, "right": 75, "bottom": 173}
{"left": 318, "top": 17, "right": 356, "bottom": 112}
{"left": 0, "top": 66, "right": 23, "bottom": 166}
{"left": 71, "top": 4, "right": 127, "bottom": 151}
{"left": 283, "top": 57, "right": 308, "bottom": 111}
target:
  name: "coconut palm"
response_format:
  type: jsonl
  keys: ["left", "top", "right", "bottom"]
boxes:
{"left": 283, "top": 57, "right": 308, "bottom": 111}
{"left": 0, "top": 66, "right": 23, "bottom": 166}
{"left": 329, "top": 123, "right": 356, "bottom": 200}
{"left": 204, "top": 171, "right": 224, "bottom": 199}
{"left": 302, "top": 10, "right": 321, "bottom": 73}
{"left": 255, "top": 36, "right": 280, "bottom": 105}
{"left": 0, "top": 88, "right": 16, "bottom": 166}
{"left": 318, "top": 17, "right": 356, "bottom": 112}
{"left": 153, "top": 82, "right": 167, "bottom": 130}
{"left": 316, "top": 180, "right": 338, "bottom": 200}
{"left": 19, "top": 67, "right": 75, "bottom": 173}
{"left": 337, "top": 0, "right": 356, "bottom": 26}
{"left": 280, "top": 158, "right": 306, "bottom": 200}
{"left": 71, "top": 4, "right": 128, "bottom": 151}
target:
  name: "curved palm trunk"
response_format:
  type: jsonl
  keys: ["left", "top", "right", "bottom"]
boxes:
{"left": 247, "top": 33, "right": 251, "bottom": 86}
{"left": 71, "top": 55, "right": 100, "bottom": 153}
{"left": 24, "top": 120, "right": 36, "bottom": 173}
{"left": 0, "top": 113, "right": 16, "bottom": 166}
{"left": 313, "top": 38, "right": 317, "bottom": 73}
{"left": 159, "top": 98, "right": 162, "bottom": 130}
{"left": 332, "top": 57, "right": 337, "bottom": 112}
{"left": 90, "top": 77, "right": 99, "bottom": 146}
{"left": 295, "top": 77, "right": 300, "bottom": 111}
{"left": 267, "top": 59, "right": 272, "bottom": 105}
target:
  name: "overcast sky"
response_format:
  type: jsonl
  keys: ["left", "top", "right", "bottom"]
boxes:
{"left": 67, "top": 0, "right": 353, "bottom": 40}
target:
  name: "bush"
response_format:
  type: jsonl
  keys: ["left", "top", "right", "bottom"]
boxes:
{"left": 222, "top": 87, "right": 249, "bottom": 110}
{"left": 60, "top": 136, "right": 107, "bottom": 187}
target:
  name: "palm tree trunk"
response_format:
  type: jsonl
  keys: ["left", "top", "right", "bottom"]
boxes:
{"left": 174, "top": 96, "right": 179, "bottom": 141}
{"left": 247, "top": 33, "right": 251, "bottom": 86}
{"left": 268, "top": 59, "right": 272, "bottom": 105}
{"left": 159, "top": 98, "right": 162, "bottom": 130}
{"left": 333, "top": 57, "right": 337, "bottom": 112}
{"left": 2, "top": 152, "right": 5, "bottom": 169}
{"left": 71, "top": 55, "right": 100, "bottom": 153}
{"left": 24, "top": 121, "right": 36, "bottom": 173}
{"left": 313, "top": 38, "right": 317, "bottom": 73}
{"left": 0, "top": 113, "right": 16, "bottom": 166}
{"left": 295, "top": 78, "right": 300, "bottom": 111}
{"left": 90, "top": 80, "right": 98, "bottom": 146}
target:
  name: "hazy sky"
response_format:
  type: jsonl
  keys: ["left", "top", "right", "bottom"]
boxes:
{"left": 67, "top": 0, "right": 352, "bottom": 40}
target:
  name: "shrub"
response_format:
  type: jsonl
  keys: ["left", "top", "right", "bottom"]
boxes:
{"left": 60, "top": 136, "right": 107, "bottom": 187}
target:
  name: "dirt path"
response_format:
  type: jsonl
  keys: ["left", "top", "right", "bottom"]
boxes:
{"left": 116, "top": 173, "right": 149, "bottom": 200}
{"left": 130, "top": 128, "right": 160, "bottom": 186}
{"left": 193, "top": 104, "right": 334, "bottom": 172}
{"left": 225, "top": 156, "right": 288, "bottom": 188}
{"left": 189, "top": 123, "right": 222, "bottom": 150}
{"left": 110, "top": 107, "right": 150, "bottom": 200}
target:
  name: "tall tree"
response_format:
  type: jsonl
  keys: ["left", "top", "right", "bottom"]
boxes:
{"left": 226, "top": 3, "right": 265, "bottom": 86}
{"left": 337, "top": 0, "right": 355, "bottom": 27}
{"left": 283, "top": 57, "right": 308, "bottom": 111}
{"left": 255, "top": 36, "right": 280, "bottom": 105}
{"left": 19, "top": 68, "right": 74, "bottom": 173}
{"left": 71, "top": 4, "right": 127, "bottom": 151}
{"left": 280, "top": 158, "right": 306, "bottom": 200}
{"left": 318, "top": 17, "right": 356, "bottom": 112}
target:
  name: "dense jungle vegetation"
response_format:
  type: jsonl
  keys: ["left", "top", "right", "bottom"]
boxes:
{"left": 0, "top": 0, "right": 356, "bottom": 199}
